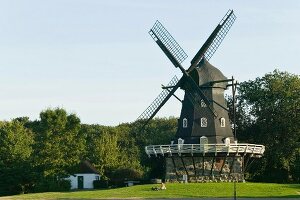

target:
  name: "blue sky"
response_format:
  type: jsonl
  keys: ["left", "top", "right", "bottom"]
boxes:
{"left": 0, "top": 0, "right": 299, "bottom": 125}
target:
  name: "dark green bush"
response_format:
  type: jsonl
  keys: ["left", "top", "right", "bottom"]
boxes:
{"left": 0, "top": 183, "right": 23, "bottom": 196}
{"left": 93, "top": 180, "right": 108, "bottom": 189}
{"left": 107, "top": 168, "right": 143, "bottom": 187}
{"left": 109, "top": 168, "right": 143, "bottom": 181}
{"left": 34, "top": 178, "right": 71, "bottom": 192}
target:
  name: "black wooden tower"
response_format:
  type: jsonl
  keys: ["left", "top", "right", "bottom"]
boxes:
{"left": 176, "top": 59, "right": 234, "bottom": 144}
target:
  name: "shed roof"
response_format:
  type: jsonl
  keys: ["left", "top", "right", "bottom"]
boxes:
{"left": 78, "top": 160, "right": 99, "bottom": 174}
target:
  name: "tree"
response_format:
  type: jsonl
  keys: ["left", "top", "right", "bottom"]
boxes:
{"left": 83, "top": 124, "right": 142, "bottom": 180}
{"left": 92, "top": 130, "right": 120, "bottom": 176}
{"left": 129, "top": 117, "right": 177, "bottom": 179}
{"left": 0, "top": 120, "right": 34, "bottom": 195}
{"left": 34, "top": 108, "right": 85, "bottom": 180}
{"left": 237, "top": 70, "right": 300, "bottom": 182}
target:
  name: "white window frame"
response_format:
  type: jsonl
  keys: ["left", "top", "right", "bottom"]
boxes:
{"left": 200, "top": 117, "right": 207, "bottom": 127}
{"left": 183, "top": 118, "right": 188, "bottom": 128}
{"left": 200, "top": 99, "right": 207, "bottom": 107}
{"left": 220, "top": 117, "right": 226, "bottom": 127}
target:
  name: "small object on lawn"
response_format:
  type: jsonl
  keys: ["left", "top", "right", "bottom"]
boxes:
{"left": 152, "top": 182, "right": 166, "bottom": 191}
{"left": 151, "top": 186, "right": 159, "bottom": 191}
{"left": 160, "top": 182, "right": 166, "bottom": 190}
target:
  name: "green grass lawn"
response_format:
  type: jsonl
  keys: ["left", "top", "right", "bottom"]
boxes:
{"left": 5, "top": 183, "right": 300, "bottom": 199}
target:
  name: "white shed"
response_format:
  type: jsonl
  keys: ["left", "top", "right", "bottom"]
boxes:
{"left": 67, "top": 160, "right": 100, "bottom": 190}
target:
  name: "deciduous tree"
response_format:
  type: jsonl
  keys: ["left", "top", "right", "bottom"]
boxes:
{"left": 34, "top": 108, "right": 85, "bottom": 179}
{"left": 237, "top": 70, "right": 300, "bottom": 182}
{"left": 0, "top": 120, "right": 34, "bottom": 195}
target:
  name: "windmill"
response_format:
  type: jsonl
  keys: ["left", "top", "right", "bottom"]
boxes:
{"left": 138, "top": 10, "right": 265, "bottom": 182}
{"left": 138, "top": 10, "right": 236, "bottom": 143}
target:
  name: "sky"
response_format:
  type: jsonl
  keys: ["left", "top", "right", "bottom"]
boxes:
{"left": 0, "top": 0, "right": 299, "bottom": 125}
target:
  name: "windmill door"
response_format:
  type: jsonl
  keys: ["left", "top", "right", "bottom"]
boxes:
{"left": 77, "top": 176, "right": 84, "bottom": 189}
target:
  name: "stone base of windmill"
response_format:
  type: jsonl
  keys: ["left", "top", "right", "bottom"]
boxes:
{"left": 165, "top": 156, "right": 244, "bottom": 183}
{"left": 145, "top": 143, "right": 265, "bottom": 183}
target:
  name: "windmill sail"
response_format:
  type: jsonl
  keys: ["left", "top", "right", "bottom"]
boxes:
{"left": 149, "top": 20, "right": 188, "bottom": 69}
{"left": 149, "top": 20, "right": 217, "bottom": 114}
{"left": 137, "top": 76, "right": 180, "bottom": 126}
{"left": 137, "top": 10, "right": 236, "bottom": 128}
{"left": 204, "top": 10, "right": 236, "bottom": 61}
{"left": 188, "top": 10, "right": 236, "bottom": 72}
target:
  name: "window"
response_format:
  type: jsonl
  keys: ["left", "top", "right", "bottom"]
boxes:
{"left": 95, "top": 176, "right": 100, "bottom": 180}
{"left": 201, "top": 117, "right": 207, "bottom": 127}
{"left": 200, "top": 99, "right": 207, "bottom": 107}
{"left": 220, "top": 117, "right": 225, "bottom": 127}
{"left": 183, "top": 118, "right": 188, "bottom": 128}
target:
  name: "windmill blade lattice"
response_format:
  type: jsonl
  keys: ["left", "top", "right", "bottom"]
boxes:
{"left": 204, "top": 10, "right": 236, "bottom": 61}
{"left": 189, "top": 10, "right": 236, "bottom": 72}
{"left": 149, "top": 20, "right": 188, "bottom": 67}
{"left": 137, "top": 76, "right": 180, "bottom": 123}
{"left": 138, "top": 10, "right": 236, "bottom": 128}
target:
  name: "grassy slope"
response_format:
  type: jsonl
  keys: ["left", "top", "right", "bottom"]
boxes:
{"left": 7, "top": 183, "right": 300, "bottom": 199}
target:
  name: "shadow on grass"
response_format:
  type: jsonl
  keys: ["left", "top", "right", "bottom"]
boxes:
{"left": 281, "top": 184, "right": 300, "bottom": 189}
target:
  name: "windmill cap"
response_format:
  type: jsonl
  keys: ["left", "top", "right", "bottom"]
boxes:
{"left": 196, "top": 59, "right": 228, "bottom": 89}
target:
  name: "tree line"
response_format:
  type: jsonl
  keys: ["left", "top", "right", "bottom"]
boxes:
{"left": 0, "top": 70, "right": 299, "bottom": 195}
{"left": 0, "top": 108, "right": 177, "bottom": 195}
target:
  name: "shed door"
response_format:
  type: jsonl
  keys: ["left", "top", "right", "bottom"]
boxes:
{"left": 78, "top": 176, "right": 84, "bottom": 189}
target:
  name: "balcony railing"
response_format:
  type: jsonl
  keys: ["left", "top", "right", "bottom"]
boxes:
{"left": 145, "top": 143, "right": 265, "bottom": 157}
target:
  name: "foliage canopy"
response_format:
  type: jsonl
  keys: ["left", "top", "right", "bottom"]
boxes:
{"left": 0, "top": 70, "right": 299, "bottom": 196}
